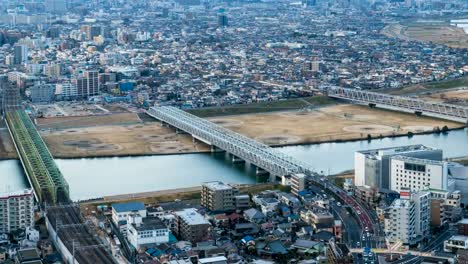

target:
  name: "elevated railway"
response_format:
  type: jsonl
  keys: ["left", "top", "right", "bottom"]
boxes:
{"left": 323, "top": 86, "right": 468, "bottom": 124}
{"left": 5, "top": 110, "right": 69, "bottom": 204}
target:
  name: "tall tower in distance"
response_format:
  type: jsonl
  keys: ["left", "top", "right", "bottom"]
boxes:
{"left": 217, "top": 9, "right": 228, "bottom": 27}
{"left": 13, "top": 45, "right": 28, "bottom": 65}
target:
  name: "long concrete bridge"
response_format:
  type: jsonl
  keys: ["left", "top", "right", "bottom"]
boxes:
{"left": 5, "top": 110, "right": 70, "bottom": 205}
{"left": 323, "top": 86, "right": 468, "bottom": 124}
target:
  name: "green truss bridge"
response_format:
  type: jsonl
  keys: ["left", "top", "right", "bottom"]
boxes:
{"left": 5, "top": 110, "right": 70, "bottom": 205}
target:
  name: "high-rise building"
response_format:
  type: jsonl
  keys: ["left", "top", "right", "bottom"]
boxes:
{"left": 201, "top": 181, "right": 238, "bottom": 211}
{"left": 354, "top": 145, "right": 442, "bottom": 191}
{"left": 72, "top": 70, "right": 100, "bottom": 98}
{"left": 44, "top": 63, "right": 61, "bottom": 78}
{"left": 390, "top": 156, "right": 450, "bottom": 193}
{"left": 30, "top": 84, "right": 55, "bottom": 103}
{"left": 56, "top": 82, "right": 77, "bottom": 99}
{"left": 0, "top": 189, "right": 34, "bottom": 234}
{"left": 218, "top": 14, "right": 228, "bottom": 27}
{"left": 13, "top": 45, "right": 28, "bottom": 65}
{"left": 384, "top": 189, "right": 430, "bottom": 246}
{"left": 1, "top": 78, "right": 21, "bottom": 112}
{"left": 81, "top": 25, "right": 102, "bottom": 41}
{"left": 45, "top": 0, "right": 67, "bottom": 13}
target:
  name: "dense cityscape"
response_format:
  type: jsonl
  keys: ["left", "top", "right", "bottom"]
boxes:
{"left": 0, "top": 0, "right": 468, "bottom": 264}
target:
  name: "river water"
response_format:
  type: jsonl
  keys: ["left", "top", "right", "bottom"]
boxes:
{"left": 2, "top": 128, "right": 467, "bottom": 200}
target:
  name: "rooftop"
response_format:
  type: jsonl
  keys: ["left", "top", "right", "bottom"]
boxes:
{"left": 0, "top": 188, "right": 34, "bottom": 199}
{"left": 448, "top": 235, "right": 468, "bottom": 242}
{"left": 357, "top": 144, "right": 439, "bottom": 158}
{"left": 392, "top": 155, "right": 446, "bottom": 166}
{"left": 203, "top": 181, "right": 234, "bottom": 191}
{"left": 175, "top": 208, "right": 209, "bottom": 226}
{"left": 198, "top": 256, "right": 227, "bottom": 263}
{"left": 112, "top": 201, "right": 145, "bottom": 213}
{"left": 132, "top": 217, "right": 167, "bottom": 232}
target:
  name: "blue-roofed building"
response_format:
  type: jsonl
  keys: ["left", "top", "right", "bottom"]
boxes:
{"left": 112, "top": 202, "right": 147, "bottom": 235}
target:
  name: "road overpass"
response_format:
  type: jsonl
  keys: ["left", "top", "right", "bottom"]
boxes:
{"left": 323, "top": 86, "right": 468, "bottom": 124}
{"left": 5, "top": 110, "right": 69, "bottom": 205}
{"left": 147, "top": 106, "right": 375, "bottom": 231}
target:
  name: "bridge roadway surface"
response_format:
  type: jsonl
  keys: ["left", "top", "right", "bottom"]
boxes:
{"left": 147, "top": 106, "right": 375, "bottom": 232}
{"left": 5, "top": 110, "right": 69, "bottom": 204}
{"left": 324, "top": 86, "right": 468, "bottom": 124}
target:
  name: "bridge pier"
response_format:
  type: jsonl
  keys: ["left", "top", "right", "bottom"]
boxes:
{"left": 210, "top": 145, "right": 225, "bottom": 153}
{"left": 256, "top": 167, "right": 269, "bottom": 176}
{"left": 230, "top": 154, "right": 245, "bottom": 164}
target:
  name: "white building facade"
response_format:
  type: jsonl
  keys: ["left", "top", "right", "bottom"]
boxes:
{"left": 0, "top": 189, "right": 34, "bottom": 234}
{"left": 390, "top": 156, "right": 450, "bottom": 193}
{"left": 127, "top": 215, "right": 170, "bottom": 249}
{"left": 384, "top": 189, "right": 430, "bottom": 246}
{"left": 355, "top": 145, "right": 442, "bottom": 191}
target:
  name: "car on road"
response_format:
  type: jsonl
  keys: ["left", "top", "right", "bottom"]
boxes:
{"left": 337, "top": 202, "right": 341, "bottom": 206}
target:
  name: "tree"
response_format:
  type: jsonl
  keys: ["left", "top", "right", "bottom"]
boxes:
{"left": 441, "top": 125, "right": 449, "bottom": 133}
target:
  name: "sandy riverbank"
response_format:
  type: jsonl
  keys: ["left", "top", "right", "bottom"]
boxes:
{"left": 0, "top": 103, "right": 464, "bottom": 159}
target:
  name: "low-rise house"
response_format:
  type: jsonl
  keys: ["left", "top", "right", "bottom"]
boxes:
{"left": 15, "top": 248, "right": 41, "bottom": 264}
{"left": 232, "top": 223, "right": 259, "bottom": 238}
{"left": 292, "top": 239, "right": 325, "bottom": 256}
{"left": 256, "top": 240, "right": 288, "bottom": 256}
{"left": 243, "top": 208, "right": 265, "bottom": 224}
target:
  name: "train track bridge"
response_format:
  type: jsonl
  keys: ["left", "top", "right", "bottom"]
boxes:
{"left": 5, "top": 110, "right": 69, "bottom": 205}
{"left": 147, "top": 106, "right": 315, "bottom": 178}
{"left": 147, "top": 106, "right": 376, "bottom": 232}
{"left": 323, "top": 87, "right": 468, "bottom": 124}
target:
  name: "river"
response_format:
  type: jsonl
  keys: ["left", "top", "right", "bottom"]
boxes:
{"left": 2, "top": 128, "right": 467, "bottom": 200}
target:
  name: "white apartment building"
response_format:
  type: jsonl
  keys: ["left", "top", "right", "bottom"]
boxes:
{"left": 0, "top": 189, "right": 34, "bottom": 234}
{"left": 56, "top": 83, "right": 77, "bottom": 98}
{"left": 355, "top": 145, "right": 442, "bottom": 190}
{"left": 111, "top": 202, "right": 147, "bottom": 235}
{"left": 390, "top": 156, "right": 450, "bottom": 193}
{"left": 127, "top": 214, "right": 170, "bottom": 249}
{"left": 384, "top": 189, "right": 430, "bottom": 246}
